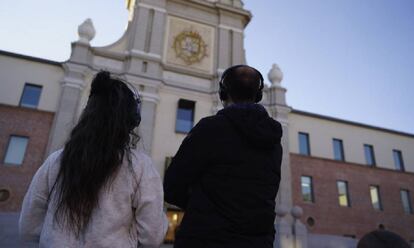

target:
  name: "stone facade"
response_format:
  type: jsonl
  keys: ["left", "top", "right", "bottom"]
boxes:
{"left": 0, "top": 104, "right": 54, "bottom": 211}
{"left": 291, "top": 153, "right": 414, "bottom": 241}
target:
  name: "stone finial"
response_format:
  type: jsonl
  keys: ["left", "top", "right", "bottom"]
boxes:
{"left": 77, "top": 18, "right": 96, "bottom": 45}
{"left": 291, "top": 206, "right": 304, "bottom": 219}
{"left": 275, "top": 205, "right": 289, "bottom": 217}
{"left": 268, "top": 63, "right": 283, "bottom": 86}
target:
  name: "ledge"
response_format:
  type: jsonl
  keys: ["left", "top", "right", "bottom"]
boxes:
{"left": 290, "top": 153, "right": 414, "bottom": 176}
{"left": 0, "top": 49, "right": 62, "bottom": 67}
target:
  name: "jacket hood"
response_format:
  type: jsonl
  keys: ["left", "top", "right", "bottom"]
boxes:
{"left": 217, "top": 103, "right": 282, "bottom": 149}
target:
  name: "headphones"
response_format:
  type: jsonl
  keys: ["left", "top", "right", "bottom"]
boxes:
{"left": 219, "top": 65, "right": 264, "bottom": 103}
{"left": 125, "top": 82, "right": 142, "bottom": 127}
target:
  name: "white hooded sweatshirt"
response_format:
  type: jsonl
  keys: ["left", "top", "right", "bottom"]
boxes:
{"left": 19, "top": 149, "right": 168, "bottom": 248}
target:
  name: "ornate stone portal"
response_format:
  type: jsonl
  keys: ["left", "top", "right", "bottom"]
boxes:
{"left": 46, "top": 0, "right": 307, "bottom": 247}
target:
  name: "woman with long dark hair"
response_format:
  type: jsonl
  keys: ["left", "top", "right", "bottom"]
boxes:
{"left": 19, "top": 71, "right": 167, "bottom": 247}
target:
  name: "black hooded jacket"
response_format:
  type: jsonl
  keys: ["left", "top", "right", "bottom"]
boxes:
{"left": 164, "top": 103, "right": 283, "bottom": 248}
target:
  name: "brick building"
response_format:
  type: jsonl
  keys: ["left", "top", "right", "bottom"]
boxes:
{"left": 0, "top": 0, "right": 413, "bottom": 246}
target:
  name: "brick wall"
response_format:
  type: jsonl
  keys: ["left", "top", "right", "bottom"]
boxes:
{"left": 0, "top": 104, "right": 54, "bottom": 212}
{"left": 291, "top": 153, "right": 414, "bottom": 241}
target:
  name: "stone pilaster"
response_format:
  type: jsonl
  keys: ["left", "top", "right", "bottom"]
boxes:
{"left": 137, "top": 85, "right": 160, "bottom": 155}
{"left": 126, "top": 1, "right": 166, "bottom": 78}
{"left": 47, "top": 62, "right": 89, "bottom": 154}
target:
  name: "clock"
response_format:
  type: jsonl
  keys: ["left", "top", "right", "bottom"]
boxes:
{"left": 173, "top": 31, "right": 208, "bottom": 65}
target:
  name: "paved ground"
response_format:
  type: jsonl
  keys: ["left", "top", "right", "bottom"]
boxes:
{"left": 0, "top": 212, "right": 37, "bottom": 247}
{"left": 0, "top": 212, "right": 173, "bottom": 248}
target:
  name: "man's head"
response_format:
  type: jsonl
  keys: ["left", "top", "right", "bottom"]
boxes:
{"left": 219, "top": 65, "right": 264, "bottom": 106}
{"left": 357, "top": 230, "right": 409, "bottom": 248}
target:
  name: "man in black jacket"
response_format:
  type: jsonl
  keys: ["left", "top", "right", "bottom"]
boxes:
{"left": 164, "top": 65, "right": 283, "bottom": 248}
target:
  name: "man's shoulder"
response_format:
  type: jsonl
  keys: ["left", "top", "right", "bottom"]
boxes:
{"left": 195, "top": 114, "right": 227, "bottom": 130}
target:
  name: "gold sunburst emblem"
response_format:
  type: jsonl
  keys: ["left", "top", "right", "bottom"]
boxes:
{"left": 173, "top": 31, "right": 208, "bottom": 65}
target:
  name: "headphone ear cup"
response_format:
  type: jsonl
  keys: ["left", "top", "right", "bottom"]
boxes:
{"left": 219, "top": 83, "right": 228, "bottom": 101}
{"left": 255, "top": 91, "right": 263, "bottom": 103}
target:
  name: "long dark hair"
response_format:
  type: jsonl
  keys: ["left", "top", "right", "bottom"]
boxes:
{"left": 51, "top": 71, "right": 140, "bottom": 236}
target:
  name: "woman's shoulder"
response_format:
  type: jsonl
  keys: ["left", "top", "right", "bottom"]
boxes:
{"left": 48, "top": 149, "right": 64, "bottom": 162}
{"left": 130, "top": 150, "right": 152, "bottom": 168}
{"left": 39, "top": 149, "right": 63, "bottom": 173}
{"left": 129, "top": 150, "right": 159, "bottom": 179}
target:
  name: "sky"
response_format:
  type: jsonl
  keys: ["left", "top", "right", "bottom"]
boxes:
{"left": 0, "top": 0, "right": 413, "bottom": 133}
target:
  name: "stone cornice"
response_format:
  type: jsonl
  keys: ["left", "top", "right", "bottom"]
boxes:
{"left": 138, "top": 2, "right": 167, "bottom": 13}
{"left": 0, "top": 49, "right": 62, "bottom": 67}
{"left": 162, "top": 64, "right": 214, "bottom": 80}
{"left": 292, "top": 109, "right": 414, "bottom": 139}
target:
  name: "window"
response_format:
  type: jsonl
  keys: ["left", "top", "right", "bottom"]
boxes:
{"left": 301, "top": 176, "right": 314, "bottom": 202}
{"left": 19, "top": 83, "right": 42, "bottom": 108}
{"left": 333, "top": 139, "right": 345, "bottom": 161}
{"left": 393, "top": 150, "right": 405, "bottom": 171}
{"left": 400, "top": 190, "right": 413, "bottom": 214}
{"left": 306, "top": 217, "right": 315, "bottom": 227}
{"left": 370, "top": 185, "right": 383, "bottom": 211}
{"left": 4, "top": 136, "right": 29, "bottom": 165}
{"left": 0, "top": 189, "right": 10, "bottom": 202}
{"left": 337, "top": 181, "right": 350, "bottom": 207}
{"left": 299, "top": 132, "right": 310, "bottom": 156}
{"left": 175, "top": 99, "right": 195, "bottom": 133}
{"left": 142, "top": 61, "right": 148, "bottom": 73}
{"left": 364, "top": 144, "right": 376, "bottom": 166}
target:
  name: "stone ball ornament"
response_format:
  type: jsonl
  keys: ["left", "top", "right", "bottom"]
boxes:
{"left": 78, "top": 18, "right": 96, "bottom": 44}
{"left": 275, "top": 205, "right": 289, "bottom": 217}
{"left": 268, "top": 63, "right": 283, "bottom": 86}
{"left": 291, "top": 206, "right": 304, "bottom": 219}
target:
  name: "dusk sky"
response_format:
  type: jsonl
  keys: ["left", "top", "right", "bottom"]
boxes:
{"left": 1, "top": 0, "right": 413, "bottom": 133}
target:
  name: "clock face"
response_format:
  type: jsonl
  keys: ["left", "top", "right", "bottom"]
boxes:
{"left": 173, "top": 31, "right": 208, "bottom": 65}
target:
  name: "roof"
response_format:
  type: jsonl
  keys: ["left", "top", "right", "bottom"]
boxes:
{"left": 291, "top": 109, "right": 414, "bottom": 138}
{"left": 0, "top": 49, "right": 62, "bottom": 66}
